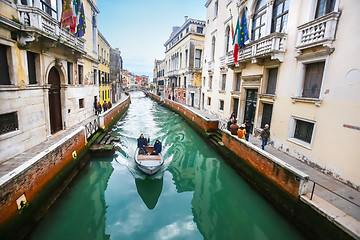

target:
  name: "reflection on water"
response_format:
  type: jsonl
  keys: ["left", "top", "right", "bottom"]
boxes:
{"left": 135, "top": 176, "right": 163, "bottom": 210}
{"left": 29, "top": 92, "right": 307, "bottom": 240}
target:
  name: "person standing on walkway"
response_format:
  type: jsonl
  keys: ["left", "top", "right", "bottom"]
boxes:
{"left": 237, "top": 124, "right": 246, "bottom": 140}
{"left": 108, "top": 101, "right": 112, "bottom": 109}
{"left": 227, "top": 112, "right": 237, "bottom": 131}
{"left": 260, "top": 124, "right": 270, "bottom": 150}
{"left": 102, "top": 101, "right": 108, "bottom": 112}
{"left": 96, "top": 102, "right": 102, "bottom": 115}
{"left": 244, "top": 118, "right": 251, "bottom": 141}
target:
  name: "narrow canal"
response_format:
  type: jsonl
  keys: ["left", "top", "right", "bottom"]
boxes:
{"left": 29, "top": 92, "right": 307, "bottom": 240}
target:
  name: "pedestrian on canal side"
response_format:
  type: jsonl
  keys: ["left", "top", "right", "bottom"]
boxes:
{"left": 227, "top": 112, "right": 237, "bottom": 131}
{"left": 96, "top": 102, "right": 102, "bottom": 115}
{"left": 237, "top": 124, "right": 246, "bottom": 140}
{"left": 244, "top": 118, "right": 252, "bottom": 141}
{"left": 260, "top": 124, "right": 270, "bottom": 150}
{"left": 108, "top": 101, "right": 112, "bottom": 109}
{"left": 102, "top": 101, "right": 108, "bottom": 112}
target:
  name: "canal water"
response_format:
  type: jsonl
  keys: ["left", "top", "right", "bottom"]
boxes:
{"left": 29, "top": 92, "right": 307, "bottom": 240}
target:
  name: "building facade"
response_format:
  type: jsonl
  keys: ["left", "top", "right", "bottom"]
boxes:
{"left": 154, "top": 59, "right": 165, "bottom": 96}
{"left": 202, "top": 0, "right": 360, "bottom": 188}
{"left": 0, "top": 0, "right": 100, "bottom": 162}
{"left": 110, "top": 47, "right": 122, "bottom": 103}
{"left": 164, "top": 17, "right": 205, "bottom": 108}
{"left": 98, "top": 31, "right": 111, "bottom": 106}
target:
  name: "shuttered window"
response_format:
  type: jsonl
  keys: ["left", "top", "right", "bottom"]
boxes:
{"left": 0, "top": 44, "right": 10, "bottom": 85}
{"left": 303, "top": 62, "right": 325, "bottom": 98}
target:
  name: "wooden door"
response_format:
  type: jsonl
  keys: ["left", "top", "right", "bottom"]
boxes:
{"left": 48, "top": 67, "right": 62, "bottom": 134}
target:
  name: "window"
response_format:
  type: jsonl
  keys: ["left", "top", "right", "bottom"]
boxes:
{"left": 208, "top": 97, "right": 211, "bottom": 105}
{"left": 94, "top": 69, "right": 97, "bottom": 85}
{"left": 185, "top": 49, "right": 188, "bottom": 67}
{"left": 78, "top": 64, "right": 83, "bottom": 85}
{"left": 79, "top": 98, "right": 84, "bottom": 109}
{"left": 195, "top": 49, "right": 202, "bottom": 68}
{"left": 235, "top": 73, "right": 241, "bottom": 91}
{"left": 67, "top": 62, "right": 73, "bottom": 84}
{"left": 252, "top": 0, "right": 267, "bottom": 40}
{"left": 197, "top": 27, "right": 203, "bottom": 33}
{"left": 180, "top": 53, "right": 182, "bottom": 69}
{"left": 0, "top": 44, "right": 11, "bottom": 85}
{"left": 211, "top": 37, "right": 216, "bottom": 61}
{"left": 221, "top": 74, "right": 226, "bottom": 90}
{"left": 303, "top": 62, "right": 325, "bottom": 98}
{"left": 209, "top": 75, "right": 213, "bottom": 89}
{"left": 183, "top": 92, "right": 186, "bottom": 98}
{"left": 102, "top": 71, "right": 105, "bottom": 84}
{"left": 219, "top": 100, "right": 224, "bottom": 111}
{"left": 183, "top": 76, "right": 186, "bottom": 88}
{"left": 266, "top": 68, "right": 278, "bottom": 94}
{"left": 225, "top": 26, "right": 231, "bottom": 53}
{"left": 290, "top": 118, "right": 315, "bottom": 144}
{"left": 27, "top": 51, "right": 37, "bottom": 84}
{"left": 315, "top": 0, "right": 336, "bottom": 18}
{"left": 0, "top": 112, "right": 18, "bottom": 135}
{"left": 92, "top": 11, "right": 97, "bottom": 52}
{"left": 272, "top": 0, "right": 289, "bottom": 33}
{"left": 214, "top": 0, "right": 219, "bottom": 18}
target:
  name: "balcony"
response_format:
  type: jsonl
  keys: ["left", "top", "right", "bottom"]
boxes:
{"left": 227, "top": 32, "right": 286, "bottom": 68}
{"left": 165, "top": 69, "right": 179, "bottom": 77}
{"left": 17, "top": 5, "right": 85, "bottom": 53}
{"left": 296, "top": 12, "right": 340, "bottom": 51}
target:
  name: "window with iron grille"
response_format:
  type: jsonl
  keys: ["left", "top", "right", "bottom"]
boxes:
{"left": 293, "top": 118, "right": 315, "bottom": 144}
{"left": 208, "top": 97, "right": 211, "bottom": 105}
{"left": 0, "top": 112, "right": 18, "bottom": 135}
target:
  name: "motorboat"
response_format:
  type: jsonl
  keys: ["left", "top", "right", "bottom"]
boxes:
{"left": 135, "top": 146, "right": 164, "bottom": 175}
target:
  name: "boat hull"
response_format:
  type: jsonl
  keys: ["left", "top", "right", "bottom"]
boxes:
{"left": 135, "top": 148, "right": 164, "bottom": 175}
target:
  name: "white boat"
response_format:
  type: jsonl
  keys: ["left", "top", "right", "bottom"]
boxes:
{"left": 135, "top": 147, "right": 164, "bottom": 175}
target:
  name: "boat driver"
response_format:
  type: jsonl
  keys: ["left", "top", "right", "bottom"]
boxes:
{"left": 137, "top": 134, "right": 148, "bottom": 154}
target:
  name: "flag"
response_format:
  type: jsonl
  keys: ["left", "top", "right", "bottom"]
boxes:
{"left": 61, "top": 0, "right": 74, "bottom": 28}
{"left": 232, "top": 16, "right": 240, "bottom": 63}
{"left": 77, "top": 2, "right": 86, "bottom": 37}
{"left": 239, "top": 11, "right": 248, "bottom": 47}
{"left": 230, "top": 12, "right": 234, "bottom": 39}
{"left": 70, "top": 0, "right": 78, "bottom": 33}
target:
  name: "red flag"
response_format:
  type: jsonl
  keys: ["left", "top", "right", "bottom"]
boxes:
{"left": 61, "top": 0, "right": 74, "bottom": 28}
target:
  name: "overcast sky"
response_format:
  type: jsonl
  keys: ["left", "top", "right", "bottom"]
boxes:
{"left": 96, "top": 0, "right": 206, "bottom": 79}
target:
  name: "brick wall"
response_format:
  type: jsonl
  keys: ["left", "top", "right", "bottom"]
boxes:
{"left": 0, "top": 128, "right": 86, "bottom": 230}
{"left": 222, "top": 132, "right": 304, "bottom": 197}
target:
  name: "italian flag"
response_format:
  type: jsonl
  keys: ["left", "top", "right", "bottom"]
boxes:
{"left": 232, "top": 16, "right": 240, "bottom": 63}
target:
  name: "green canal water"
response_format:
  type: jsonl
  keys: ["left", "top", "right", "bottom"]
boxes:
{"left": 29, "top": 92, "right": 307, "bottom": 240}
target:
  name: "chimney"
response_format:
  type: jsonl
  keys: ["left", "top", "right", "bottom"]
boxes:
{"left": 184, "top": 16, "right": 188, "bottom": 22}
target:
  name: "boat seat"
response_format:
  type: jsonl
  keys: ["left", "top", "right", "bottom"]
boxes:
{"left": 137, "top": 155, "right": 161, "bottom": 161}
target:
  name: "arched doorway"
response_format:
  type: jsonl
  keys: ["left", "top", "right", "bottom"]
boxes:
{"left": 48, "top": 67, "right": 62, "bottom": 134}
